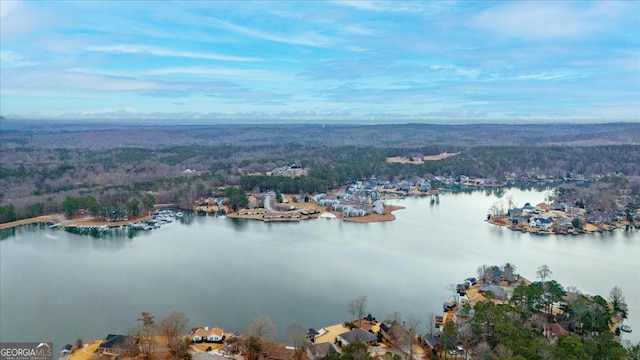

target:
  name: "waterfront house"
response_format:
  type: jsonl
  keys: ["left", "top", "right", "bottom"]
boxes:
{"left": 456, "top": 282, "right": 470, "bottom": 295}
{"left": 536, "top": 203, "right": 550, "bottom": 212}
{"left": 306, "top": 342, "right": 340, "bottom": 360}
{"left": 464, "top": 277, "right": 477, "bottom": 286}
{"left": 336, "top": 328, "right": 377, "bottom": 346}
{"left": 478, "top": 285, "right": 508, "bottom": 300}
{"left": 97, "top": 334, "right": 136, "bottom": 357}
{"left": 193, "top": 327, "right": 224, "bottom": 342}
{"left": 550, "top": 202, "right": 568, "bottom": 212}
{"left": 522, "top": 203, "right": 536, "bottom": 214}
{"left": 424, "top": 331, "right": 443, "bottom": 353}
{"left": 379, "top": 321, "right": 410, "bottom": 346}
{"left": 443, "top": 301, "right": 457, "bottom": 312}
{"left": 556, "top": 216, "right": 574, "bottom": 230}
{"left": 509, "top": 208, "right": 531, "bottom": 225}
{"left": 307, "top": 329, "right": 320, "bottom": 343}
{"left": 530, "top": 217, "right": 553, "bottom": 231}
{"left": 59, "top": 344, "right": 73, "bottom": 357}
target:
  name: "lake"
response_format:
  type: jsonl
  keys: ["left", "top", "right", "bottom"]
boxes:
{"left": 1, "top": 188, "right": 638, "bottom": 349}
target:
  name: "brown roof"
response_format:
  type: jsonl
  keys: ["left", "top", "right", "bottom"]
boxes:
{"left": 536, "top": 202, "right": 550, "bottom": 211}
{"left": 194, "top": 327, "right": 224, "bottom": 338}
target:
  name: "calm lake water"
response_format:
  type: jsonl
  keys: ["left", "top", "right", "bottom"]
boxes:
{"left": 1, "top": 188, "right": 638, "bottom": 349}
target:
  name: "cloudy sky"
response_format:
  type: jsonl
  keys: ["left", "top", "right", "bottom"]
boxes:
{"left": 1, "top": 1, "right": 638, "bottom": 123}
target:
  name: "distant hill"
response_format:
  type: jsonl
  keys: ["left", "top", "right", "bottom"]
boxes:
{"left": 1, "top": 121, "right": 638, "bottom": 149}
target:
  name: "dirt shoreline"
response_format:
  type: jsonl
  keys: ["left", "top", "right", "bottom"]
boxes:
{"left": 0, "top": 214, "right": 153, "bottom": 230}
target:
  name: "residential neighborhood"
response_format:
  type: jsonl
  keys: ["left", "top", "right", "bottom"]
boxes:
{"left": 58, "top": 263, "right": 633, "bottom": 360}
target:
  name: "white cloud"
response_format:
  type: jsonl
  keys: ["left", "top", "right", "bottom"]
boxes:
{"left": 344, "top": 25, "right": 376, "bottom": 36}
{"left": 469, "top": 1, "right": 629, "bottom": 41}
{"left": 145, "top": 67, "right": 295, "bottom": 81}
{"left": 212, "top": 18, "right": 336, "bottom": 48}
{"left": 4, "top": 71, "right": 160, "bottom": 91}
{"left": 0, "top": 50, "right": 36, "bottom": 67}
{"left": 85, "top": 45, "right": 261, "bottom": 62}
{"left": 332, "top": 1, "right": 387, "bottom": 12}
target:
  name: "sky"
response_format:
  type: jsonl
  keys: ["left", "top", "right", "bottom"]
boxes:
{"left": 1, "top": 0, "right": 639, "bottom": 123}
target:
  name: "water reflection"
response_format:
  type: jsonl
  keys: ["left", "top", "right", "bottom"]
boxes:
{"left": 0, "top": 188, "right": 638, "bottom": 349}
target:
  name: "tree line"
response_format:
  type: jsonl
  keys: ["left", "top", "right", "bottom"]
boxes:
{"left": 2, "top": 144, "right": 639, "bottom": 223}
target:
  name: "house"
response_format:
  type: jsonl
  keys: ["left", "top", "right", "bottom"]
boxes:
{"left": 193, "top": 327, "right": 224, "bottom": 342}
{"left": 379, "top": 321, "right": 410, "bottom": 345}
{"left": 59, "top": 344, "right": 73, "bottom": 357}
{"left": 464, "top": 277, "right": 477, "bottom": 286}
{"left": 307, "top": 329, "right": 320, "bottom": 343}
{"left": 478, "top": 285, "right": 508, "bottom": 300}
{"left": 556, "top": 216, "right": 574, "bottom": 230}
{"left": 443, "top": 301, "right": 457, "bottom": 312}
{"left": 522, "top": 203, "right": 536, "bottom": 213}
{"left": 536, "top": 203, "right": 550, "bottom": 212}
{"left": 530, "top": 217, "right": 553, "bottom": 231}
{"left": 483, "top": 265, "right": 504, "bottom": 284}
{"left": 306, "top": 342, "right": 340, "bottom": 360}
{"left": 97, "top": 334, "right": 137, "bottom": 356}
{"left": 456, "top": 282, "right": 470, "bottom": 295}
{"left": 336, "top": 328, "right": 377, "bottom": 346}
{"left": 550, "top": 202, "right": 568, "bottom": 212}
{"left": 424, "top": 331, "right": 443, "bottom": 353}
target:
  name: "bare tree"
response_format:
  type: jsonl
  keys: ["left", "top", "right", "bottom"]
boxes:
{"left": 285, "top": 324, "right": 306, "bottom": 360}
{"left": 609, "top": 286, "right": 626, "bottom": 317}
{"left": 247, "top": 315, "right": 276, "bottom": 341}
{"left": 347, "top": 295, "right": 368, "bottom": 327}
{"left": 245, "top": 316, "right": 275, "bottom": 360}
{"left": 446, "top": 283, "right": 459, "bottom": 305}
{"left": 158, "top": 311, "right": 189, "bottom": 358}
{"left": 75, "top": 339, "right": 83, "bottom": 350}
{"left": 403, "top": 315, "right": 421, "bottom": 360}
{"left": 477, "top": 265, "right": 489, "bottom": 284}
{"left": 137, "top": 311, "right": 156, "bottom": 360}
{"left": 384, "top": 311, "right": 402, "bottom": 324}
{"left": 426, "top": 311, "right": 435, "bottom": 336}
{"left": 536, "top": 264, "right": 552, "bottom": 283}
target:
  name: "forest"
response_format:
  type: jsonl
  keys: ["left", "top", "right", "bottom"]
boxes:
{"left": 1, "top": 122, "right": 639, "bottom": 223}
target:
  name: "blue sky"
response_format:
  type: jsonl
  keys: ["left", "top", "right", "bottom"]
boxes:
{"left": 1, "top": 1, "right": 638, "bottom": 123}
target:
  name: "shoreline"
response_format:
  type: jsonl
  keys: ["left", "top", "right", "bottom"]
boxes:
{"left": 0, "top": 204, "right": 406, "bottom": 230}
{"left": 226, "top": 204, "right": 406, "bottom": 223}
{"left": 0, "top": 214, "right": 153, "bottom": 231}
{"left": 487, "top": 216, "right": 635, "bottom": 235}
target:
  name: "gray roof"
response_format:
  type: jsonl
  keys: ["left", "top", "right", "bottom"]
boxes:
{"left": 424, "top": 331, "right": 443, "bottom": 347}
{"left": 98, "top": 334, "right": 135, "bottom": 351}
{"left": 479, "top": 284, "right": 507, "bottom": 299}
{"left": 307, "top": 342, "right": 339, "bottom": 358}
{"left": 338, "top": 328, "right": 377, "bottom": 344}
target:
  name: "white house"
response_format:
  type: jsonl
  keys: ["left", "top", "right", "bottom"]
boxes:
{"left": 59, "top": 344, "right": 73, "bottom": 357}
{"left": 530, "top": 217, "right": 553, "bottom": 231}
{"left": 192, "top": 327, "right": 224, "bottom": 342}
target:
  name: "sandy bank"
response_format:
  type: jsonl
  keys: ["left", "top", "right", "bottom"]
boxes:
{"left": 0, "top": 215, "right": 55, "bottom": 230}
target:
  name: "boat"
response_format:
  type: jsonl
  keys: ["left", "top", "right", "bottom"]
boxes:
{"left": 620, "top": 324, "right": 632, "bottom": 333}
